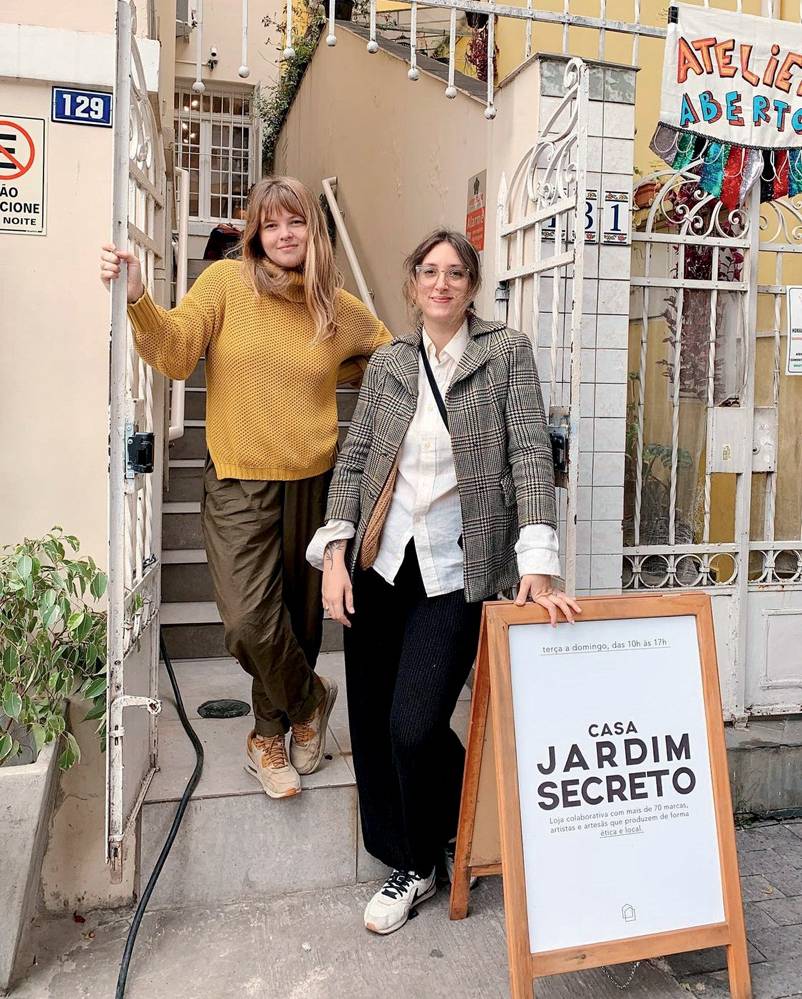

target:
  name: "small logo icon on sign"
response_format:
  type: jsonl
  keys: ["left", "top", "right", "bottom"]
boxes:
{"left": 622, "top": 904, "right": 636, "bottom": 923}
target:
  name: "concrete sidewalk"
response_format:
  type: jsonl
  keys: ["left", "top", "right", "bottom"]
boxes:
{"left": 12, "top": 819, "right": 802, "bottom": 998}
{"left": 14, "top": 878, "right": 686, "bottom": 999}
{"left": 666, "top": 818, "right": 802, "bottom": 999}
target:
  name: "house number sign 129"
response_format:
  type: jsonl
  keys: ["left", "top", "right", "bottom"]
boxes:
{"left": 51, "top": 88, "right": 112, "bottom": 128}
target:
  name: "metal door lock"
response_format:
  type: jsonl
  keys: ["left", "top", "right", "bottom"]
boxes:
{"left": 126, "top": 431, "right": 155, "bottom": 475}
{"left": 548, "top": 425, "right": 569, "bottom": 474}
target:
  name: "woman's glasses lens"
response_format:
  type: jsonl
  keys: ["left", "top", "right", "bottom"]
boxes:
{"left": 416, "top": 266, "right": 468, "bottom": 285}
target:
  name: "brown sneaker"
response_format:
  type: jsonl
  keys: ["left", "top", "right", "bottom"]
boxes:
{"left": 289, "top": 676, "right": 338, "bottom": 775}
{"left": 244, "top": 731, "right": 301, "bottom": 799}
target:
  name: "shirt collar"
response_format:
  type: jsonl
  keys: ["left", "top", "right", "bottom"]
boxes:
{"left": 421, "top": 320, "right": 469, "bottom": 365}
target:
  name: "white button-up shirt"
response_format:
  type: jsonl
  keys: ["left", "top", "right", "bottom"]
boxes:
{"left": 307, "top": 323, "right": 561, "bottom": 596}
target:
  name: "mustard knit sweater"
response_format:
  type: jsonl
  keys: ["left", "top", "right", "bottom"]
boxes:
{"left": 128, "top": 260, "right": 391, "bottom": 481}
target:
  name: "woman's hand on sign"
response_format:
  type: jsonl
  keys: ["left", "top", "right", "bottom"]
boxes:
{"left": 322, "top": 539, "right": 354, "bottom": 628}
{"left": 100, "top": 244, "right": 145, "bottom": 304}
{"left": 514, "top": 574, "right": 582, "bottom": 625}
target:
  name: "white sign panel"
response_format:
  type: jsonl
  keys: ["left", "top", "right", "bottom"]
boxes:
{"left": 601, "top": 189, "right": 631, "bottom": 245}
{"left": 787, "top": 286, "right": 802, "bottom": 375}
{"left": 0, "top": 116, "right": 46, "bottom": 235}
{"left": 508, "top": 614, "right": 725, "bottom": 955}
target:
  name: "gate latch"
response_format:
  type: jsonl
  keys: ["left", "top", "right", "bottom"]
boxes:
{"left": 126, "top": 430, "right": 155, "bottom": 476}
{"left": 548, "top": 425, "right": 569, "bottom": 474}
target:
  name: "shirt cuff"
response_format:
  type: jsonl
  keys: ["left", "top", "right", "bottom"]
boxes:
{"left": 306, "top": 520, "right": 356, "bottom": 570}
{"left": 515, "top": 524, "right": 561, "bottom": 578}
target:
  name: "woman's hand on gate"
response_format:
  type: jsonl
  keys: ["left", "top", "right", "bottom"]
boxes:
{"left": 100, "top": 244, "right": 145, "bottom": 303}
{"left": 514, "top": 574, "right": 582, "bottom": 626}
{"left": 322, "top": 540, "right": 354, "bottom": 627}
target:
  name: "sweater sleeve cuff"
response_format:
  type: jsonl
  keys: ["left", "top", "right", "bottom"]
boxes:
{"left": 127, "top": 289, "right": 163, "bottom": 332}
{"left": 306, "top": 520, "right": 356, "bottom": 570}
{"left": 515, "top": 524, "right": 561, "bottom": 578}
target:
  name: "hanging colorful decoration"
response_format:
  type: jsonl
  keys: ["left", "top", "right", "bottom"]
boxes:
{"left": 652, "top": 3, "right": 802, "bottom": 208}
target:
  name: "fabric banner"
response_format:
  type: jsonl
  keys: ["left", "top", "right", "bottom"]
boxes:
{"left": 660, "top": 3, "right": 802, "bottom": 150}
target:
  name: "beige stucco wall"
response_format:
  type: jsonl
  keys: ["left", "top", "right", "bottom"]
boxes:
{"left": 174, "top": 0, "right": 281, "bottom": 91}
{"left": 275, "top": 27, "right": 487, "bottom": 333}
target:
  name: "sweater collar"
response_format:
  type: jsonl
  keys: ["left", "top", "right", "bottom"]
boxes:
{"left": 263, "top": 262, "right": 306, "bottom": 302}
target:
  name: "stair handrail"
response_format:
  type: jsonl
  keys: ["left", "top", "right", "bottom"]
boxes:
{"left": 169, "top": 167, "right": 190, "bottom": 442}
{"left": 322, "top": 176, "right": 376, "bottom": 315}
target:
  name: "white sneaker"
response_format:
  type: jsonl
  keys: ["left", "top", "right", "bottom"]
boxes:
{"left": 444, "top": 840, "right": 478, "bottom": 889}
{"left": 364, "top": 869, "right": 436, "bottom": 935}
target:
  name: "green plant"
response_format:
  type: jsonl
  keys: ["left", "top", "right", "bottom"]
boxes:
{"left": 0, "top": 528, "right": 107, "bottom": 770}
{"left": 258, "top": 0, "right": 326, "bottom": 172}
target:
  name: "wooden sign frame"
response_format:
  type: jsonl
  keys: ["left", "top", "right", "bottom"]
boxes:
{"left": 449, "top": 592, "right": 751, "bottom": 999}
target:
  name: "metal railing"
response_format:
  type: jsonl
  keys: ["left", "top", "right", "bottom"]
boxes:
{"left": 168, "top": 167, "right": 190, "bottom": 442}
{"left": 322, "top": 176, "right": 377, "bottom": 314}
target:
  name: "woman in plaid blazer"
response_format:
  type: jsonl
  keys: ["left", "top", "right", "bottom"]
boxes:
{"left": 307, "top": 229, "right": 579, "bottom": 935}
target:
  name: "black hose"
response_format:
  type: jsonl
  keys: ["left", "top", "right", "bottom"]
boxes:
{"left": 115, "top": 633, "right": 204, "bottom": 999}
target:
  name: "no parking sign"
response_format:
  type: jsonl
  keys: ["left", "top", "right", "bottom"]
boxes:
{"left": 0, "top": 116, "right": 46, "bottom": 235}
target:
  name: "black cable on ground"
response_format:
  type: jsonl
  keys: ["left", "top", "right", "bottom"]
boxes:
{"left": 115, "top": 633, "right": 204, "bottom": 999}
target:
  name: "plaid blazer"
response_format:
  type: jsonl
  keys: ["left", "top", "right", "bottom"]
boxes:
{"left": 325, "top": 312, "right": 557, "bottom": 602}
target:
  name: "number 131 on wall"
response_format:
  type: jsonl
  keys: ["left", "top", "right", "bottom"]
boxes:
{"left": 51, "top": 88, "right": 113, "bottom": 128}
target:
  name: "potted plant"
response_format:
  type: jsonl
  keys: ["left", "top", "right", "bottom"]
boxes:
{"left": 0, "top": 527, "right": 107, "bottom": 992}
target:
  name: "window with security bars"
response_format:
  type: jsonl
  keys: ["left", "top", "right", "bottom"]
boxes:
{"left": 174, "top": 86, "right": 253, "bottom": 222}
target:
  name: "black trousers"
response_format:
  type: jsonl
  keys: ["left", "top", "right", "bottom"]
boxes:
{"left": 344, "top": 543, "right": 483, "bottom": 875}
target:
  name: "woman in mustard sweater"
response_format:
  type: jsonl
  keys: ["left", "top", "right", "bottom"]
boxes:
{"left": 100, "top": 176, "right": 391, "bottom": 799}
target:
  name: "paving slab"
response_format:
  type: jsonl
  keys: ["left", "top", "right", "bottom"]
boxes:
{"left": 669, "top": 819, "right": 802, "bottom": 999}
{"left": 13, "top": 880, "right": 689, "bottom": 999}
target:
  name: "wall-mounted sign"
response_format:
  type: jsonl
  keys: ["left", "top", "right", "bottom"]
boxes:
{"left": 0, "top": 116, "right": 46, "bottom": 235}
{"left": 450, "top": 594, "right": 751, "bottom": 999}
{"left": 544, "top": 189, "right": 598, "bottom": 243}
{"left": 787, "top": 286, "right": 802, "bottom": 375}
{"left": 466, "top": 171, "right": 486, "bottom": 253}
{"left": 601, "top": 189, "right": 631, "bottom": 245}
{"left": 51, "top": 87, "right": 113, "bottom": 128}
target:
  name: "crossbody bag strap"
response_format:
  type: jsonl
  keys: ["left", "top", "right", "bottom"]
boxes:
{"left": 418, "top": 342, "right": 449, "bottom": 431}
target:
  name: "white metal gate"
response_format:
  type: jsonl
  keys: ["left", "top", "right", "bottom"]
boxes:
{"left": 106, "top": 0, "right": 166, "bottom": 873}
{"left": 495, "top": 58, "right": 590, "bottom": 595}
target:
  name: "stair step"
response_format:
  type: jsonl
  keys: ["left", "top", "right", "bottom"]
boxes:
{"left": 175, "top": 386, "right": 357, "bottom": 426}
{"left": 161, "top": 600, "right": 220, "bottom": 625}
{"left": 160, "top": 618, "right": 344, "bottom": 658}
{"left": 186, "top": 358, "right": 205, "bottom": 388}
{"left": 164, "top": 464, "right": 204, "bottom": 502}
{"left": 140, "top": 654, "right": 387, "bottom": 908}
{"left": 169, "top": 425, "right": 206, "bottom": 461}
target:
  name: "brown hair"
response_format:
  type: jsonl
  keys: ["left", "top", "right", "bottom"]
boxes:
{"left": 402, "top": 229, "right": 482, "bottom": 319}
{"left": 241, "top": 176, "right": 342, "bottom": 339}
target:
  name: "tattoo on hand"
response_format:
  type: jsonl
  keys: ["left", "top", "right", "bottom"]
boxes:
{"left": 324, "top": 539, "right": 347, "bottom": 567}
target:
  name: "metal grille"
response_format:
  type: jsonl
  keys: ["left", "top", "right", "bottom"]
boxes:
{"left": 173, "top": 85, "right": 253, "bottom": 221}
{"left": 107, "top": 0, "right": 166, "bottom": 870}
{"left": 495, "top": 57, "right": 590, "bottom": 595}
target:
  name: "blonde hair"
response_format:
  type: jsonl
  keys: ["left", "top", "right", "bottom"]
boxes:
{"left": 241, "top": 176, "right": 342, "bottom": 339}
{"left": 402, "top": 229, "right": 482, "bottom": 321}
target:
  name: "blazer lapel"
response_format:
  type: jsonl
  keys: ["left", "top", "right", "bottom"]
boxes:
{"left": 385, "top": 332, "right": 421, "bottom": 399}
{"left": 450, "top": 313, "right": 505, "bottom": 388}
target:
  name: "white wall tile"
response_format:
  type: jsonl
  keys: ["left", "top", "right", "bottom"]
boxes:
{"left": 598, "top": 279, "right": 630, "bottom": 316}
{"left": 602, "top": 102, "right": 635, "bottom": 140}
{"left": 577, "top": 485, "right": 592, "bottom": 520}
{"left": 583, "top": 243, "right": 599, "bottom": 279}
{"left": 591, "top": 520, "right": 624, "bottom": 555}
{"left": 592, "top": 451, "right": 625, "bottom": 486}
{"left": 580, "top": 347, "right": 596, "bottom": 382}
{"left": 591, "top": 485, "right": 624, "bottom": 521}
{"left": 575, "top": 554, "right": 591, "bottom": 591}
{"left": 579, "top": 450, "right": 593, "bottom": 486}
{"left": 593, "top": 417, "right": 626, "bottom": 452}
{"left": 598, "top": 244, "right": 632, "bottom": 281}
{"left": 595, "top": 348, "right": 628, "bottom": 383}
{"left": 581, "top": 313, "right": 597, "bottom": 348}
{"left": 581, "top": 278, "right": 598, "bottom": 315}
{"left": 602, "top": 137, "right": 634, "bottom": 174}
{"left": 576, "top": 519, "right": 591, "bottom": 554}
{"left": 596, "top": 313, "right": 629, "bottom": 349}
{"left": 580, "top": 417, "right": 594, "bottom": 451}
{"left": 595, "top": 381, "right": 627, "bottom": 418}
{"left": 589, "top": 136, "right": 603, "bottom": 166}
{"left": 590, "top": 553, "right": 624, "bottom": 590}
{"left": 580, "top": 382, "right": 595, "bottom": 416}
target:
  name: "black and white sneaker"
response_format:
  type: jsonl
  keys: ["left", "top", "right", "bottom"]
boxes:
{"left": 443, "top": 840, "right": 478, "bottom": 889}
{"left": 363, "top": 868, "right": 436, "bottom": 935}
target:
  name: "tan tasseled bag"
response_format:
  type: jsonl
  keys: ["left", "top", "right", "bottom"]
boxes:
{"left": 358, "top": 461, "right": 399, "bottom": 570}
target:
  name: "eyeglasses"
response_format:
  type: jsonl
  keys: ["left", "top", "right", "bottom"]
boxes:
{"left": 414, "top": 265, "right": 469, "bottom": 286}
